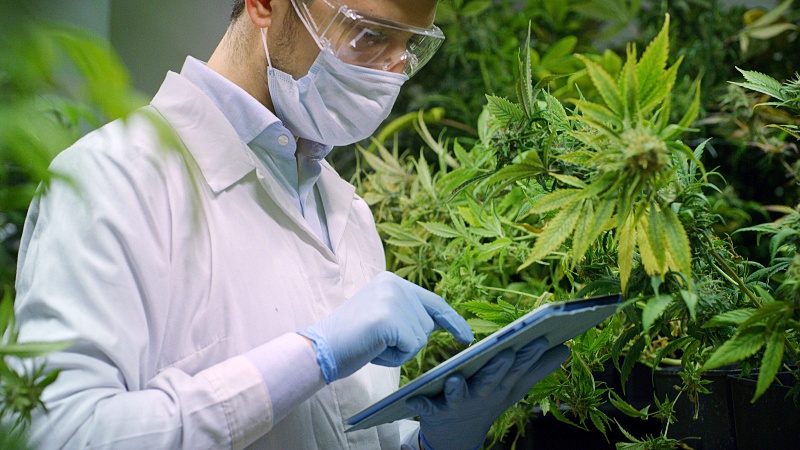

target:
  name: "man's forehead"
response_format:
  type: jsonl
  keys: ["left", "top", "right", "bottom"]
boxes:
{"left": 339, "top": 0, "right": 438, "bottom": 28}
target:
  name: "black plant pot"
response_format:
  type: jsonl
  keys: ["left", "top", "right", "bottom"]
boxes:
{"left": 624, "top": 362, "right": 656, "bottom": 410}
{"left": 729, "top": 372, "right": 800, "bottom": 450}
{"left": 653, "top": 366, "right": 738, "bottom": 450}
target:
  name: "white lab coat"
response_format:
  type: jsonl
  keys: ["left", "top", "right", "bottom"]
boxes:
{"left": 14, "top": 71, "right": 404, "bottom": 448}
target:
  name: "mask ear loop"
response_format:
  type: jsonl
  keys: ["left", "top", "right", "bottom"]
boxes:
{"left": 261, "top": 28, "right": 272, "bottom": 68}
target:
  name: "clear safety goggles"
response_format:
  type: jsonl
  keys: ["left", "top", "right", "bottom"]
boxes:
{"left": 290, "top": 0, "right": 445, "bottom": 78}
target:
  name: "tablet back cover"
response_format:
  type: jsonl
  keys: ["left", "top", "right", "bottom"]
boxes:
{"left": 345, "top": 294, "right": 621, "bottom": 432}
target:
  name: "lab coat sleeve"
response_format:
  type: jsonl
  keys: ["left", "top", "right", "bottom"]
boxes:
{"left": 244, "top": 332, "right": 326, "bottom": 426}
{"left": 13, "top": 122, "right": 274, "bottom": 449}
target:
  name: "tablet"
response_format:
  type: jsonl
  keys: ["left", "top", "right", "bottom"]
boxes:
{"left": 344, "top": 293, "right": 622, "bottom": 432}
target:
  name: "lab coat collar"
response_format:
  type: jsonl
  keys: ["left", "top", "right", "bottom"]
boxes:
{"left": 150, "top": 71, "right": 359, "bottom": 257}
{"left": 151, "top": 71, "right": 255, "bottom": 193}
{"left": 179, "top": 56, "right": 279, "bottom": 145}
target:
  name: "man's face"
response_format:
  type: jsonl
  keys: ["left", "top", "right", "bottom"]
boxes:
{"left": 270, "top": 0, "right": 439, "bottom": 80}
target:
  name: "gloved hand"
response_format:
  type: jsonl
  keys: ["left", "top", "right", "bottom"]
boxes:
{"left": 407, "top": 338, "right": 570, "bottom": 450}
{"left": 298, "top": 271, "right": 474, "bottom": 383}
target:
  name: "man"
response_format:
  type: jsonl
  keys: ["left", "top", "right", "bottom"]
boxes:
{"left": 14, "top": 0, "right": 569, "bottom": 448}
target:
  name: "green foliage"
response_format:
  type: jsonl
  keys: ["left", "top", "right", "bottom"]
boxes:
{"left": 698, "top": 66, "right": 800, "bottom": 403}
{"left": 356, "top": 6, "right": 800, "bottom": 446}
{"left": 614, "top": 420, "right": 681, "bottom": 450}
{"left": 704, "top": 206, "right": 800, "bottom": 402}
{"left": 0, "top": 290, "right": 71, "bottom": 431}
{"left": 732, "top": 67, "right": 800, "bottom": 140}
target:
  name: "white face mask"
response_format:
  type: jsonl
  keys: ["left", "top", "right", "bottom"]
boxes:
{"left": 261, "top": 29, "right": 408, "bottom": 146}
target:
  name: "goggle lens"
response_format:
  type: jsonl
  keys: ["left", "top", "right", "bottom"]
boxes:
{"left": 292, "top": 0, "right": 444, "bottom": 77}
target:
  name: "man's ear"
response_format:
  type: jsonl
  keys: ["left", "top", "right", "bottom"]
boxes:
{"left": 245, "top": 0, "right": 273, "bottom": 28}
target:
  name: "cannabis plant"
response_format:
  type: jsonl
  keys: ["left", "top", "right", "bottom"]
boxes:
{"left": 701, "top": 69, "right": 800, "bottom": 402}
{"left": 358, "top": 12, "right": 766, "bottom": 448}
{"left": 476, "top": 14, "right": 750, "bottom": 441}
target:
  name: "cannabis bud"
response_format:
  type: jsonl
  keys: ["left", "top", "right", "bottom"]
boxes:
{"left": 621, "top": 128, "right": 668, "bottom": 177}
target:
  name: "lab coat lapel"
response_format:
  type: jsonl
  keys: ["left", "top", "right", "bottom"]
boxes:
{"left": 251, "top": 161, "right": 335, "bottom": 257}
{"left": 316, "top": 161, "right": 355, "bottom": 255}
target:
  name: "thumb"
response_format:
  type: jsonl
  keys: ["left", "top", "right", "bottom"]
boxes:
{"left": 406, "top": 395, "right": 439, "bottom": 416}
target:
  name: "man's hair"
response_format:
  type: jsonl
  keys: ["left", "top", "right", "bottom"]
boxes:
{"left": 231, "top": 0, "right": 246, "bottom": 23}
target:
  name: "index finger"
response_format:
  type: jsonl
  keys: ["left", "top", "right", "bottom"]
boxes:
{"left": 400, "top": 278, "right": 474, "bottom": 345}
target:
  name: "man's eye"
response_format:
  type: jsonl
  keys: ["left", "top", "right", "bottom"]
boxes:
{"left": 350, "top": 28, "right": 390, "bottom": 49}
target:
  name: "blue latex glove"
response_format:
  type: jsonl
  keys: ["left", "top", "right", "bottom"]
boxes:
{"left": 298, "top": 271, "right": 474, "bottom": 383}
{"left": 407, "top": 338, "right": 570, "bottom": 450}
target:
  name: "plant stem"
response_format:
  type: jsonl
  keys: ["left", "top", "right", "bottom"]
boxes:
{"left": 707, "top": 246, "right": 760, "bottom": 307}
{"left": 663, "top": 389, "right": 682, "bottom": 437}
